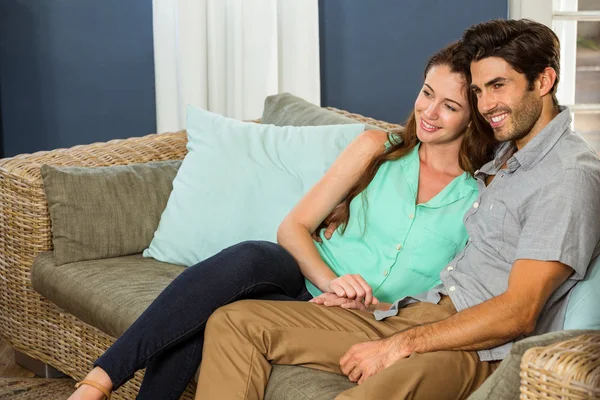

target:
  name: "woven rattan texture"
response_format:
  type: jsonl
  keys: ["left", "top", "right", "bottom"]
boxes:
{"left": 520, "top": 333, "right": 600, "bottom": 399}
{"left": 0, "top": 109, "right": 401, "bottom": 399}
{"left": 0, "top": 377, "right": 75, "bottom": 399}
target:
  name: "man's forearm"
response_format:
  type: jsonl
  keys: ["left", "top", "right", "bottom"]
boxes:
{"left": 391, "top": 294, "right": 529, "bottom": 354}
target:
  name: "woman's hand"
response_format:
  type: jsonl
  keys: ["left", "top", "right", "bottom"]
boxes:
{"left": 309, "top": 292, "right": 368, "bottom": 311}
{"left": 325, "top": 274, "right": 379, "bottom": 306}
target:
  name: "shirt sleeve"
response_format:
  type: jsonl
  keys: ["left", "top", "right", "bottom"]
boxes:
{"left": 514, "top": 167, "right": 600, "bottom": 280}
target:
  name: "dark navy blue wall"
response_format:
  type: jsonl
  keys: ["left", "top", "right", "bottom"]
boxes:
{"left": 0, "top": 1, "right": 156, "bottom": 157}
{"left": 319, "top": 0, "right": 508, "bottom": 124}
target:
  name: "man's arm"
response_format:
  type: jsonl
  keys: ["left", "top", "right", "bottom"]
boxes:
{"left": 339, "top": 259, "right": 573, "bottom": 384}
{"left": 391, "top": 259, "right": 573, "bottom": 353}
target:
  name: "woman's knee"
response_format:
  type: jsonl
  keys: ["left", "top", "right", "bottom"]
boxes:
{"left": 229, "top": 240, "right": 285, "bottom": 259}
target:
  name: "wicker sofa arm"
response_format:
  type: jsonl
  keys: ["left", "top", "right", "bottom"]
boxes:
{"left": 520, "top": 333, "right": 600, "bottom": 399}
{"left": 0, "top": 131, "right": 188, "bottom": 350}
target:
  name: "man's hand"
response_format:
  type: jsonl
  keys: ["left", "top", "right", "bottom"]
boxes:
{"left": 311, "top": 203, "right": 343, "bottom": 243}
{"left": 327, "top": 274, "right": 379, "bottom": 306}
{"left": 339, "top": 336, "right": 411, "bottom": 384}
{"left": 309, "top": 292, "right": 368, "bottom": 311}
{"left": 311, "top": 220, "right": 339, "bottom": 243}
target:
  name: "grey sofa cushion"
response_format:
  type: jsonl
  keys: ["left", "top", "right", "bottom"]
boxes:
{"left": 262, "top": 93, "right": 381, "bottom": 131}
{"left": 266, "top": 366, "right": 355, "bottom": 400}
{"left": 31, "top": 251, "right": 184, "bottom": 338}
{"left": 467, "top": 329, "right": 596, "bottom": 400}
{"left": 41, "top": 160, "right": 181, "bottom": 266}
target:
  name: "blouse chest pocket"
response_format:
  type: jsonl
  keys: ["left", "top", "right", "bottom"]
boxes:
{"left": 409, "top": 227, "right": 459, "bottom": 279}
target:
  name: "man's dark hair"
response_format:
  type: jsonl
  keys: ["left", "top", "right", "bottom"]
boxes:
{"left": 458, "top": 19, "right": 561, "bottom": 105}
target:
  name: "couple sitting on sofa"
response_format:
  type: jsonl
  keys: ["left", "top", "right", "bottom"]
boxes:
{"left": 70, "top": 19, "right": 600, "bottom": 400}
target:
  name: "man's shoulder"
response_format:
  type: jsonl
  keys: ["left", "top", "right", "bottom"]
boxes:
{"left": 531, "top": 129, "right": 600, "bottom": 181}
{"left": 554, "top": 130, "right": 600, "bottom": 172}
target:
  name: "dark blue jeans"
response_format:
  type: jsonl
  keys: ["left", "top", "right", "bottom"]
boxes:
{"left": 94, "top": 240, "right": 310, "bottom": 400}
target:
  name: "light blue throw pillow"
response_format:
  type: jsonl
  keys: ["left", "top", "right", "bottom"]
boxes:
{"left": 143, "top": 105, "right": 365, "bottom": 266}
{"left": 564, "top": 254, "right": 600, "bottom": 330}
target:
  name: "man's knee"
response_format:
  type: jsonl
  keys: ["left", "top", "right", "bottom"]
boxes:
{"left": 206, "top": 300, "right": 262, "bottom": 335}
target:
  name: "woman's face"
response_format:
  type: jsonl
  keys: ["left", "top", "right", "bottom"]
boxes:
{"left": 414, "top": 65, "right": 471, "bottom": 145}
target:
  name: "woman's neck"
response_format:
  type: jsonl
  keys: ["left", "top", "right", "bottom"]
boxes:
{"left": 418, "top": 141, "right": 464, "bottom": 177}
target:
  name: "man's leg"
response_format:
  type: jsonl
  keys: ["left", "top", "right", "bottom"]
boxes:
{"left": 196, "top": 299, "right": 461, "bottom": 400}
{"left": 336, "top": 346, "right": 499, "bottom": 400}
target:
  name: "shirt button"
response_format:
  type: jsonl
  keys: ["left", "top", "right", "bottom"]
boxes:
{"left": 396, "top": 244, "right": 403, "bottom": 250}
{"left": 473, "top": 202, "right": 480, "bottom": 209}
{"left": 447, "top": 266, "right": 454, "bottom": 271}
{"left": 449, "top": 286, "right": 456, "bottom": 292}
{"left": 383, "top": 270, "right": 389, "bottom": 276}
{"left": 408, "top": 213, "right": 414, "bottom": 219}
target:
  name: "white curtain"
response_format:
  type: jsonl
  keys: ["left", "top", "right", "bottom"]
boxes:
{"left": 153, "top": 0, "right": 321, "bottom": 133}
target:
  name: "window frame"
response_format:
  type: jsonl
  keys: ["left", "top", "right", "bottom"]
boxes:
{"left": 509, "top": 0, "right": 600, "bottom": 114}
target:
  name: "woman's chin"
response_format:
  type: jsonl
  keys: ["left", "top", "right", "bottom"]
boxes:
{"left": 416, "top": 129, "right": 441, "bottom": 143}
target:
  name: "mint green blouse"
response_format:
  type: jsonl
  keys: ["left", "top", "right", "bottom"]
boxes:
{"left": 306, "top": 143, "right": 478, "bottom": 303}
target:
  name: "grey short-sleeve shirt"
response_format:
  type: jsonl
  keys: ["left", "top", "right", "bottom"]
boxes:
{"left": 375, "top": 107, "right": 600, "bottom": 361}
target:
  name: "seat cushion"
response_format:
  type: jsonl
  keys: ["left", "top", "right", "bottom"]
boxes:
{"left": 266, "top": 366, "right": 355, "bottom": 400}
{"left": 33, "top": 251, "right": 353, "bottom": 398}
{"left": 31, "top": 251, "right": 185, "bottom": 338}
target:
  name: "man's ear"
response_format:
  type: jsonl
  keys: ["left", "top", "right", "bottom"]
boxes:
{"left": 537, "top": 67, "right": 557, "bottom": 97}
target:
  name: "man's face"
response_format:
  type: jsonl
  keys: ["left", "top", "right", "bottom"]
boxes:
{"left": 470, "top": 57, "right": 542, "bottom": 143}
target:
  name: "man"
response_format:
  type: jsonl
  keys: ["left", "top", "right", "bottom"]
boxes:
{"left": 195, "top": 19, "right": 600, "bottom": 399}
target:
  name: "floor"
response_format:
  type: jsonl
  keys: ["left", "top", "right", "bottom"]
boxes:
{"left": 0, "top": 338, "right": 35, "bottom": 378}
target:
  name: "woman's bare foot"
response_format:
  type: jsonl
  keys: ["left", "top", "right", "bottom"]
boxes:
{"left": 68, "top": 367, "right": 114, "bottom": 400}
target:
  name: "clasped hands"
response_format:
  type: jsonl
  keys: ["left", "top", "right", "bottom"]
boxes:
{"left": 309, "top": 275, "right": 411, "bottom": 385}
{"left": 309, "top": 274, "right": 379, "bottom": 310}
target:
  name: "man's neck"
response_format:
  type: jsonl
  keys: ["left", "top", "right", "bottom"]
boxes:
{"left": 515, "top": 100, "right": 560, "bottom": 150}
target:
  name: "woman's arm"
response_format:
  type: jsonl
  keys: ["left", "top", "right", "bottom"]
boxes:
{"left": 277, "top": 129, "right": 388, "bottom": 294}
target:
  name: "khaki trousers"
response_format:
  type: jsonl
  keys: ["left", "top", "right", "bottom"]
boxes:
{"left": 196, "top": 298, "right": 499, "bottom": 400}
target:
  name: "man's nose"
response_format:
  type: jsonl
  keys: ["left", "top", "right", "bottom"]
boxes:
{"left": 478, "top": 91, "right": 496, "bottom": 114}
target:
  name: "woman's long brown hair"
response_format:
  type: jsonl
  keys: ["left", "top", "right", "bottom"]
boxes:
{"left": 324, "top": 42, "right": 497, "bottom": 234}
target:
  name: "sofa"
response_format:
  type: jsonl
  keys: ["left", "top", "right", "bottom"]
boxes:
{"left": 0, "top": 95, "right": 598, "bottom": 400}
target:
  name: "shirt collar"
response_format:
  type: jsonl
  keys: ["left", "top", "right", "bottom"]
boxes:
{"left": 477, "top": 106, "right": 571, "bottom": 177}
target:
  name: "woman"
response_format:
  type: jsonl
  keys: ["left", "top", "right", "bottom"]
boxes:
{"left": 70, "top": 42, "right": 495, "bottom": 400}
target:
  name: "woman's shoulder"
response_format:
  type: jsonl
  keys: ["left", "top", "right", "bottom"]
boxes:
{"left": 357, "top": 129, "right": 389, "bottom": 148}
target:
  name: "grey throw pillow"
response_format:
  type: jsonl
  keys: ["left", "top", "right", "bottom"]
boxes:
{"left": 262, "top": 92, "right": 382, "bottom": 131}
{"left": 41, "top": 160, "right": 181, "bottom": 266}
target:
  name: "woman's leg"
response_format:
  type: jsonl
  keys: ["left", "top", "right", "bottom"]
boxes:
{"left": 70, "top": 240, "right": 305, "bottom": 400}
{"left": 136, "top": 286, "right": 312, "bottom": 399}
